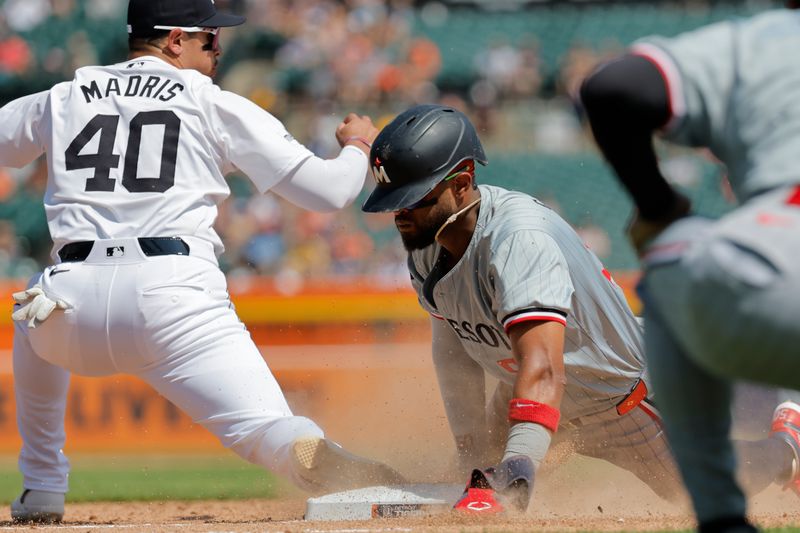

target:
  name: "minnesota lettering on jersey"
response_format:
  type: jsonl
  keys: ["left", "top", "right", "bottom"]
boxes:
{"left": 80, "top": 75, "right": 185, "bottom": 104}
{"left": 446, "top": 318, "right": 511, "bottom": 350}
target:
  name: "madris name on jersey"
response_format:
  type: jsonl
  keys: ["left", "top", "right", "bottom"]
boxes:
{"left": 80, "top": 75, "right": 185, "bottom": 104}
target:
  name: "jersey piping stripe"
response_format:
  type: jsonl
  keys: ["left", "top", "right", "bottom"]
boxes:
{"left": 429, "top": 311, "right": 445, "bottom": 320}
{"left": 503, "top": 310, "right": 567, "bottom": 332}
{"left": 630, "top": 43, "right": 685, "bottom": 131}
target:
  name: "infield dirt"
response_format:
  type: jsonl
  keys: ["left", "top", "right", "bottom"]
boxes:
{"left": 0, "top": 470, "right": 797, "bottom": 532}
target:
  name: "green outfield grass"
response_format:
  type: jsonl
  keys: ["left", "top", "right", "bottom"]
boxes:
{"left": 0, "top": 454, "right": 798, "bottom": 533}
{"left": 0, "top": 453, "right": 287, "bottom": 503}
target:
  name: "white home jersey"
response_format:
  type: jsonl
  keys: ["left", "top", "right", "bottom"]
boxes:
{"left": 0, "top": 55, "right": 314, "bottom": 259}
{"left": 409, "top": 185, "right": 645, "bottom": 420}
{"left": 1, "top": 50, "right": 401, "bottom": 497}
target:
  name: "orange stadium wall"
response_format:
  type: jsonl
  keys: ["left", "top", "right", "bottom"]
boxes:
{"left": 0, "top": 274, "right": 641, "bottom": 456}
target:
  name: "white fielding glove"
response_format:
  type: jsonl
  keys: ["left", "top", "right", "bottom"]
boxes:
{"left": 12, "top": 286, "right": 70, "bottom": 328}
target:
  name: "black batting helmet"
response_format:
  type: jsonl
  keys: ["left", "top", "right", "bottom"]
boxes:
{"left": 362, "top": 104, "right": 488, "bottom": 213}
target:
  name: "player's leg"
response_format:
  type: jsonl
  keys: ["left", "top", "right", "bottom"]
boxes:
{"left": 673, "top": 216, "right": 800, "bottom": 496}
{"left": 637, "top": 216, "right": 758, "bottom": 527}
{"left": 726, "top": 380, "right": 794, "bottom": 494}
{"left": 642, "top": 286, "right": 749, "bottom": 527}
{"left": 571, "top": 400, "right": 685, "bottom": 503}
{"left": 674, "top": 193, "right": 800, "bottom": 390}
{"left": 9, "top": 260, "right": 146, "bottom": 522}
{"left": 138, "top": 336, "right": 322, "bottom": 477}
{"left": 123, "top": 256, "right": 402, "bottom": 491}
{"left": 735, "top": 434, "right": 794, "bottom": 495}
{"left": 680, "top": 246, "right": 800, "bottom": 389}
{"left": 731, "top": 383, "right": 779, "bottom": 439}
{"left": 11, "top": 316, "right": 69, "bottom": 522}
{"left": 136, "top": 322, "right": 404, "bottom": 492}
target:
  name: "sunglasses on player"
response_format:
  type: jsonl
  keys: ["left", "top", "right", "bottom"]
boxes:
{"left": 153, "top": 25, "right": 220, "bottom": 52}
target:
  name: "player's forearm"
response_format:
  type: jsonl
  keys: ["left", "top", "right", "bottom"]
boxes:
{"left": 510, "top": 324, "right": 565, "bottom": 409}
{"left": 271, "top": 145, "right": 367, "bottom": 211}
{"left": 505, "top": 351, "right": 563, "bottom": 472}
{"left": 507, "top": 321, "right": 565, "bottom": 439}
{"left": 580, "top": 54, "right": 683, "bottom": 221}
{"left": 512, "top": 356, "right": 564, "bottom": 408}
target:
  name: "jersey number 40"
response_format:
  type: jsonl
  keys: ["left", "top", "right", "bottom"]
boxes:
{"left": 65, "top": 111, "right": 180, "bottom": 193}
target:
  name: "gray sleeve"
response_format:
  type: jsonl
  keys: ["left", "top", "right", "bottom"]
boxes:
{"left": 633, "top": 20, "right": 736, "bottom": 147}
{"left": 431, "top": 317, "right": 487, "bottom": 441}
{"left": 490, "top": 230, "right": 574, "bottom": 330}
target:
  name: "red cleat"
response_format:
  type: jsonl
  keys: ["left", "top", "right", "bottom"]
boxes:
{"left": 770, "top": 401, "right": 800, "bottom": 495}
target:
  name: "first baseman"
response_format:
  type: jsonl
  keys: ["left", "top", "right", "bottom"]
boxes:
{"left": 2, "top": 0, "right": 403, "bottom": 523}
{"left": 581, "top": 5, "right": 800, "bottom": 532}
{"left": 362, "top": 104, "right": 798, "bottom": 516}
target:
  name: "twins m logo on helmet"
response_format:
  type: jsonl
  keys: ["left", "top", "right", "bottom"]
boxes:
{"left": 372, "top": 164, "right": 391, "bottom": 184}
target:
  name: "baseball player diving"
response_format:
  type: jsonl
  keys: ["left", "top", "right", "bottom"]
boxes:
{"left": 362, "top": 104, "right": 799, "bottom": 516}
{"left": 1, "top": 0, "right": 403, "bottom": 523}
{"left": 580, "top": 5, "right": 800, "bottom": 532}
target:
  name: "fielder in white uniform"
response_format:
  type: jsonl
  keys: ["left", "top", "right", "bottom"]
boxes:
{"left": 581, "top": 6, "right": 800, "bottom": 532}
{"left": 2, "top": 0, "right": 402, "bottom": 523}
{"left": 363, "top": 104, "right": 797, "bottom": 516}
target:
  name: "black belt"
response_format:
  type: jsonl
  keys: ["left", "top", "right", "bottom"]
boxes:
{"left": 58, "top": 237, "right": 190, "bottom": 262}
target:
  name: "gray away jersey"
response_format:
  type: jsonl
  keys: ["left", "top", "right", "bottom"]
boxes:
{"left": 632, "top": 9, "right": 800, "bottom": 204}
{"left": 409, "top": 185, "right": 645, "bottom": 420}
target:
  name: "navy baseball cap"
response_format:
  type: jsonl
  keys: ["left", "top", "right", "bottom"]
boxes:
{"left": 127, "top": 0, "right": 246, "bottom": 37}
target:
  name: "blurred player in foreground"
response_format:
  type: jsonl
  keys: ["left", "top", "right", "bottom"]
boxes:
{"left": 362, "top": 104, "right": 800, "bottom": 517}
{"left": 581, "top": 5, "right": 800, "bottom": 532}
{"left": 1, "top": 0, "right": 403, "bottom": 523}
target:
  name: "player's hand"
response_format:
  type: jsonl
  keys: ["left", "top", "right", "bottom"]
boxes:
{"left": 335, "top": 113, "right": 378, "bottom": 155}
{"left": 627, "top": 192, "right": 692, "bottom": 256}
{"left": 12, "top": 283, "right": 71, "bottom": 328}
{"left": 453, "top": 456, "right": 534, "bottom": 515}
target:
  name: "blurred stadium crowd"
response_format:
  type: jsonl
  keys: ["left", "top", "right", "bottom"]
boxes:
{"left": 0, "top": 0, "right": 780, "bottom": 284}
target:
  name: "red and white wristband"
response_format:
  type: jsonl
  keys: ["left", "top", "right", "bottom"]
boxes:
{"left": 508, "top": 398, "right": 560, "bottom": 433}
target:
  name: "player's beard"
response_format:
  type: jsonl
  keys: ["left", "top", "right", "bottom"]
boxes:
{"left": 397, "top": 208, "right": 453, "bottom": 251}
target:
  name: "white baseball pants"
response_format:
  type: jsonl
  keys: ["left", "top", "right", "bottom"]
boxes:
{"left": 13, "top": 237, "right": 323, "bottom": 494}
